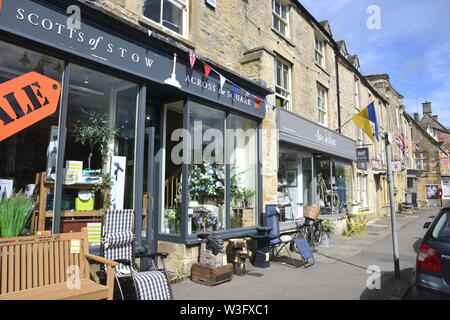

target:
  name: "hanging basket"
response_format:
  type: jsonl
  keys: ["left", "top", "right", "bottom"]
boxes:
{"left": 303, "top": 205, "right": 321, "bottom": 221}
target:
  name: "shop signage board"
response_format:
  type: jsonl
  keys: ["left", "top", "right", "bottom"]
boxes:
{"left": 442, "top": 176, "right": 450, "bottom": 200}
{"left": 277, "top": 108, "right": 357, "bottom": 161}
{"left": 0, "top": 0, "right": 265, "bottom": 119}
{"left": 356, "top": 148, "right": 368, "bottom": 170}
{"left": 0, "top": 71, "right": 61, "bottom": 141}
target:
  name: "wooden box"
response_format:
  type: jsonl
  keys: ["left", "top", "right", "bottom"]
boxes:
{"left": 191, "top": 263, "right": 233, "bottom": 286}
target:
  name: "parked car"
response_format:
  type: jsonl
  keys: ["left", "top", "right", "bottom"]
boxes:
{"left": 411, "top": 206, "right": 450, "bottom": 299}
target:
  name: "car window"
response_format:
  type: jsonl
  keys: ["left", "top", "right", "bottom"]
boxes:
{"left": 432, "top": 212, "right": 450, "bottom": 241}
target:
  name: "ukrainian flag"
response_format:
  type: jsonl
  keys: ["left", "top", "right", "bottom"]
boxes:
{"left": 352, "top": 102, "right": 379, "bottom": 143}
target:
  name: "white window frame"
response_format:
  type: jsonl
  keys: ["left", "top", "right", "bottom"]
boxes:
{"left": 357, "top": 173, "right": 368, "bottom": 208}
{"left": 274, "top": 57, "right": 291, "bottom": 110}
{"left": 354, "top": 77, "right": 360, "bottom": 110}
{"left": 317, "top": 84, "right": 328, "bottom": 126}
{"left": 272, "top": 0, "right": 289, "bottom": 37}
{"left": 142, "top": 0, "right": 189, "bottom": 38}
{"left": 315, "top": 36, "right": 325, "bottom": 68}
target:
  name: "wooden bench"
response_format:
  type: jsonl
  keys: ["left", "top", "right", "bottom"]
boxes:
{"left": 0, "top": 228, "right": 117, "bottom": 300}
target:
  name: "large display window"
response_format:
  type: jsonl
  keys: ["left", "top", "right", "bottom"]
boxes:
{"left": 0, "top": 40, "right": 63, "bottom": 235}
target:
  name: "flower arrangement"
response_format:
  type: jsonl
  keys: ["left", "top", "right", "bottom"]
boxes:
{"left": 189, "top": 162, "right": 225, "bottom": 202}
{"left": 192, "top": 210, "right": 222, "bottom": 231}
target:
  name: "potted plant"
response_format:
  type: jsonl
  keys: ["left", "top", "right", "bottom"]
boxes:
{"left": 348, "top": 201, "right": 361, "bottom": 215}
{"left": 0, "top": 192, "right": 34, "bottom": 238}
{"left": 241, "top": 187, "right": 255, "bottom": 208}
{"left": 320, "top": 219, "right": 335, "bottom": 246}
{"left": 73, "top": 109, "right": 119, "bottom": 170}
{"left": 189, "top": 161, "right": 225, "bottom": 205}
{"left": 164, "top": 207, "right": 181, "bottom": 233}
{"left": 230, "top": 211, "right": 243, "bottom": 228}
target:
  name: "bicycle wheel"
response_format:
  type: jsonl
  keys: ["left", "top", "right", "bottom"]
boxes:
{"left": 312, "top": 221, "right": 323, "bottom": 247}
{"left": 299, "top": 225, "right": 314, "bottom": 247}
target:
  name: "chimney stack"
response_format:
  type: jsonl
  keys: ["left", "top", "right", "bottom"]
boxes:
{"left": 414, "top": 112, "right": 420, "bottom": 122}
{"left": 433, "top": 115, "right": 439, "bottom": 121}
{"left": 422, "top": 101, "right": 432, "bottom": 116}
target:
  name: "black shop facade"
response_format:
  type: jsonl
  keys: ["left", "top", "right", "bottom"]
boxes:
{"left": 0, "top": 0, "right": 271, "bottom": 254}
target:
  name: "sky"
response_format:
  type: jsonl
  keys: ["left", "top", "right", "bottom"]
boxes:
{"left": 300, "top": 0, "right": 450, "bottom": 128}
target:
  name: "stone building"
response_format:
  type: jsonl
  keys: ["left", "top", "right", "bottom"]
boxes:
{"left": 405, "top": 113, "right": 450, "bottom": 207}
{"left": 71, "top": 0, "right": 414, "bottom": 274}
{"left": 366, "top": 74, "right": 411, "bottom": 214}
{"left": 417, "top": 101, "right": 450, "bottom": 151}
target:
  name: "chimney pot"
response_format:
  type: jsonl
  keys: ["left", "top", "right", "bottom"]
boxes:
{"left": 422, "top": 101, "right": 432, "bottom": 115}
{"left": 414, "top": 112, "right": 419, "bottom": 122}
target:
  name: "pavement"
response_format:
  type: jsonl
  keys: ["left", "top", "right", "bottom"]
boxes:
{"left": 172, "top": 207, "right": 440, "bottom": 300}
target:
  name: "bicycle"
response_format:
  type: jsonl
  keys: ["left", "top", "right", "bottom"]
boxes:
{"left": 292, "top": 217, "right": 323, "bottom": 248}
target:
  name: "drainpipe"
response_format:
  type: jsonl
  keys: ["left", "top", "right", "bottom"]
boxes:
{"left": 334, "top": 49, "right": 342, "bottom": 133}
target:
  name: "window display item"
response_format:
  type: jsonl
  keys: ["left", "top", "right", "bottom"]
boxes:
{"left": 110, "top": 156, "right": 126, "bottom": 210}
{"left": 76, "top": 190, "right": 95, "bottom": 211}
{"left": 46, "top": 126, "right": 58, "bottom": 179}
{"left": 0, "top": 179, "right": 13, "bottom": 199}
{"left": 65, "top": 160, "right": 83, "bottom": 183}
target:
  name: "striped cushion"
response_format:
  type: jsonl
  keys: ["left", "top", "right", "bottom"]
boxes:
{"left": 104, "top": 231, "right": 134, "bottom": 249}
{"left": 133, "top": 271, "right": 172, "bottom": 300}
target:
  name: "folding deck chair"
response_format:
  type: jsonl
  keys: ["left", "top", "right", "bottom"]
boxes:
{"left": 266, "top": 204, "right": 315, "bottom": 268}
{"left": 101, "top": 209, "right": 173, "bottom": 300}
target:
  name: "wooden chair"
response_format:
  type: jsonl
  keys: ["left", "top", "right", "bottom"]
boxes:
{"left": 0, "top": 228, "right": 117, "bottom": 300}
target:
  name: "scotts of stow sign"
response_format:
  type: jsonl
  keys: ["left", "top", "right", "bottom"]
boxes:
{"left": 0, "top": 0, "right": 265, "bottom": 119}
{"left": 0, "top": 72, "right": 61, "bottom": 141}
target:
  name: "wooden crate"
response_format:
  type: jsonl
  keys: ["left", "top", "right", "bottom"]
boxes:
{"left": 191, "top": 263, "right": 233, "bottom": 286}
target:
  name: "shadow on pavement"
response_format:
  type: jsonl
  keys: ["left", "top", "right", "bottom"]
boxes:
{"left": 359, "top": 268, "right": 412, "bottom": 300}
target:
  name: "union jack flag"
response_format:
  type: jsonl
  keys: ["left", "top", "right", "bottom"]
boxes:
{"left": 395, "top": 133, "right": 409, "bottom": 160}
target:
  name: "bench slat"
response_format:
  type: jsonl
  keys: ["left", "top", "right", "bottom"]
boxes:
{"left": 26, "top": 244, "right": 32, "bottom": 290}
{"left": 49, "top": 242, "right": 55, "bottom": 285}
{"left": 21, "top": 245, "right": 26, "bottom": 291}
{"left": 8, "top": 246, "right": 13, "bottom": 293}
{"left": 14, "top": 245, "right": 20, "bottom": 292}
{"left": 54, "top": 241, "right": 60, "bottom": 284}
{"left": 43, "top": 242, "right": 49, "bottom": 286}
{"left": 1, "top": 247, "right": 7, "bottom": 294}
{"left": 32, "top": 243, "right": 38, "bottom": 289}
{"left": 38, "top": 242, "right": 44, "bottom": 287}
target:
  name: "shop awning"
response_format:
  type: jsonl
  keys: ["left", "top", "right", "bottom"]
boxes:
{"left": 277, "top": 108, "right": 357, "bottom": 161}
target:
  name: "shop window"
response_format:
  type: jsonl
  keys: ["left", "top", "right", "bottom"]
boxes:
{"left": 229, "top": 114, "right": 258, "bottom": 229}
{"left": 278, "top": 150, "right": 313, "bottom": 221}
{"left": 317, "top": 159, "right": 353, "bottom": 215}
{"left": 188, "top": 102, "right": 226, "bottom": 234}
{"left": 162, "top": 101, "right": 184, "bottom": 234}
{"left": 60, "top": 64, "right": 138, "bottom": 231}
{"left": 317, "top": 84, "right": 328, "bottom": 126}
{"left": 143, "top": 0, "right": 188, "bottom": 37}
{"left": 0, "top": 40, "right": 63, "bottom": 234}
{"left": 272, "top": 0, "right": 289, "bottom": 37}
{"left": 274, "top": 57, "right": 291, "bottom": 110}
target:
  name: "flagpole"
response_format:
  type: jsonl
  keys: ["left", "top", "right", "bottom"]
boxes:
{"left": 335, "top": 117, "right": 354, "bottom": 132}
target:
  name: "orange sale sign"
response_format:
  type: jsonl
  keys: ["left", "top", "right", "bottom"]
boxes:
{"left": 0, "top": 72, "right": 61, "bottom": 141}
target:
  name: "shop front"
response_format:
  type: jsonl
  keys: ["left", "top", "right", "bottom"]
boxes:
{"left": 0, "top": 0, "right": 270, "bottom": 255}
{"left": 277, "top": 108, "right": 356, "bottom": 229}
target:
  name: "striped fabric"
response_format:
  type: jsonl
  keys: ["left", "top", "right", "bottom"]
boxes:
{"left": 102, "top": 210, "right": 135, "bottom": 276}
{"left": 133, "top": 271, "right": 172, "bottom": 300}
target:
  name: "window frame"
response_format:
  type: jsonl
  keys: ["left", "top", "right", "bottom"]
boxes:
{"left": 272, "top": 0, "right": 289, "bottom": 37}
{"left": 142, "top": 0, "right": 189, "bottom": 38}
{"left": 316, "top": 83, "right": 328, "bottom": 126}
{"left": 274, "top": 57, "right": 291, "bottom": 110}
{"left": 315, "top": 36, "right": 326, "bottom": 68}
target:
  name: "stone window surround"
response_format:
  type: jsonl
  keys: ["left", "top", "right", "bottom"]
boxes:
{"left": 316, "top": 82, "right": 328, "bottom": 126}
{"left": 274, "top": 55, "right": 292, "bottom": 111}
{"left": 140, "top": 0, "right": 190, "bottom": 41}
{"left": 272, "top": 0, "right": 290, "bottom": 38}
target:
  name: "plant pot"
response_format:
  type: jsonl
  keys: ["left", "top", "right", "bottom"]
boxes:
{"left": 321, "top": 232, "right": 331, "bottom": 246}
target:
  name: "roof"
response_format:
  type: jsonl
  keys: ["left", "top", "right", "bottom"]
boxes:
{"left": 365, "top": 74, "right": 404, "bottom": 99}
{"left": 404, "top": 112, "right": 449, "bottom": 155}
{"left": 319, "top": 20, "right": 333, "bottom": 36}
{"left": 420, "top": 113, "right": 449, "bottom": 133}
{"left": 290, "top": 1, "right": 388, "bottom": 105}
